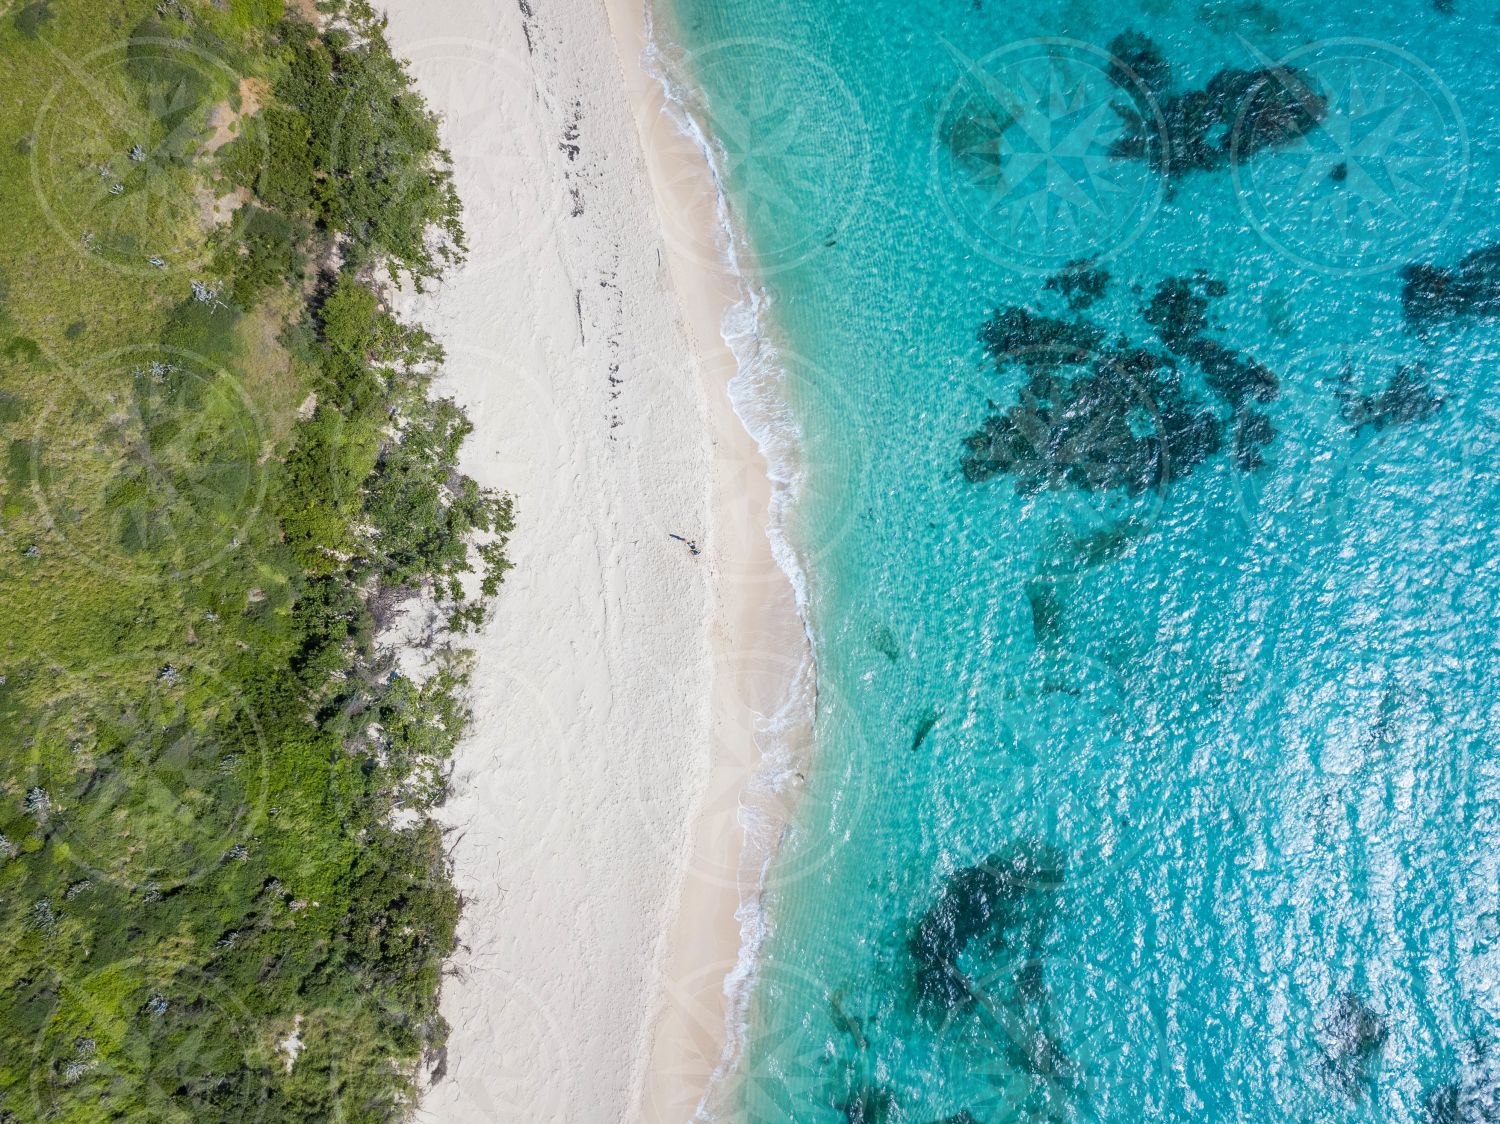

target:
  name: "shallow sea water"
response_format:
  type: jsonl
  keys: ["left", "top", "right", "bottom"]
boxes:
{"left": 656, "top": 0, "right": 1500, "bottom": 1118}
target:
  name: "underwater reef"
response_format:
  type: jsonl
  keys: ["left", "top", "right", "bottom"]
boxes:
{"left": 1317, "top": 992, "right": 1388, "bottom": 1096}
{"left": 961, "top": 270, "right": 1284, "bottom": 494}
{"left": 908, "top": 839, "right": 1066, "bottom": 1015}
{"left": 1401, "top": 244, "right": 1500, "bottom": 331}
{"left": 906, "top": 840, "right": 1089, "bottom": 1120}
{"left": 1337, "top": 365, "right": 1444, "bottom": 434}
{"left": 1142, "top": 274, "right": 1280, "bottom": 410}
{"left": 1422, "top": 1042, "right": 1500, "bottom": 1123}
{"left": 1044, "top": 259, "right": 1112, "bottom": 312}
{"left": 959, "top": 342, "right": 1222, "bottom": 494}
{"left": 839, "top": 1083, "right": 901, "bottom": 1123}
{"left": 1105, "top": 31, "right": 1327, "bottom": 177}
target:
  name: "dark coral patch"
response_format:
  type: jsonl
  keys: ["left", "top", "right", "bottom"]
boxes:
{"left": 908, "top": 838, "right": 1065, "bottom": 1015}
{"left": 979, "top": 306, "right": 1106, "bottom": 371}
{"left": 1420, "top": 1043, "right": 1500, "bottom": 1123}
{"left": 1337, "top": 365, "right": 1443, "bottom": 433}
{"left": 962, "top": 337, "right": 1222, "bottom": 494}
{"left": 1105, "top": 32, "right": 1326, "bottom": 177}
{"left": 1044, "top": 258, "right": 1111, "bottom": 311}
{"left": 1142, "top": 275, "right": 1211, "bottom": 348}
{"left": 1232, "top": 409, "right": 1275, "bottom": 472}
{"left": 1025, "top": 578, "right": 1065, "bottom": 643}
{"left": 1107, "top": 29, "right": 1173, "bottom": 97}
{"left": 1401, "top": 244, "right": 1500, "bottom": 331}
{"left": 1142, "top": 275, "right": 1279, "bottom": 408}
{"left": 1318, "top": 992, "right": 1388, "bottom": 1096}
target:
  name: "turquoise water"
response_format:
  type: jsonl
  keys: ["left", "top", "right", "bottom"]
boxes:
{"left": 657, "top": 0, "right": 1500, "bottom": 1119}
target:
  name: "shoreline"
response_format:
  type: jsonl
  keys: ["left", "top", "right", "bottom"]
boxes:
{"left": 601, "top": 4, "right": 813, "bottom": 1120}
{"left": 377, "top": 0, "right": 807, "bottom": 1118}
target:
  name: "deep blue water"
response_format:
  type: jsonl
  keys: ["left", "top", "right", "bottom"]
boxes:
{"left": 657, "top": 0, "right": 1500, "bottom": 1119}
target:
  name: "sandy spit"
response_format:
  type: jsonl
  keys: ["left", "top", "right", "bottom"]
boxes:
{"left": 376, "top": 0, "right": 804, "bottom": 1118}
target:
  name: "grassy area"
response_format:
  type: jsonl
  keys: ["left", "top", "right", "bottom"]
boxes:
{"left": 0, "top": 2, "right": 510, "bottom": 1119}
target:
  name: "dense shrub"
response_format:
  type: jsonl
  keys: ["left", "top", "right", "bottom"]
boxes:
{"left": 0, "top": 2, "right": 508, "bottom": 1119}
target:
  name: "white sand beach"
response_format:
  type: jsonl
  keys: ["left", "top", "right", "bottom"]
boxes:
{"left": 378, "top": 0, "right": 805, "bottom": 1118}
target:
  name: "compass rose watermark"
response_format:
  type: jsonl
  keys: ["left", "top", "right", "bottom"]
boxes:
{"left": 30, "top": 959, "right": 269, "bottom": 1123}
{"left": 1232, "top": 39, "right": 1468, "bottom": 276}
{"left": 31, "top": 37, "right": 267, "bottom": 277}
{"left": 637, "top": 37, "right": 873, "bottom": 277}
{"left": 931, "top": 38, "right": 1168, "bottom": 274}
{"left": 28, "top": 345, "right": 269, "bottom": 583}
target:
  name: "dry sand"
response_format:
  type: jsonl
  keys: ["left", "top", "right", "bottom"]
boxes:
{"left": 377, "top": 0, "right": 805, "bottom": 1118}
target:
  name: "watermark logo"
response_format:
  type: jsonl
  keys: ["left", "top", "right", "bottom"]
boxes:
{"left": 31, "top": 38, "right": 268, "bottom": 276}
{"left": 19, "top": 657, "right": 269, "bottom": 894}
{"left": 931, "top": 38, "right": 1167, "bottom": 274}
{"left": 1232, "top": 39, "right": 1468, "bottom": 275}
{"left": 28, "top": 345, "right": 268, "bottom": 582}
{"left": 636, "top": 37, "right": 873, "bottom": 276}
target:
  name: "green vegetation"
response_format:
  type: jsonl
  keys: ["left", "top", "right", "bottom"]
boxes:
{"left": 0, "top": 2, "right": 510, "bottom": 1120}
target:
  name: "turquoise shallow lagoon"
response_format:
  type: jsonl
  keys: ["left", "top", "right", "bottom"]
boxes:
{"left": 657, "top": 0, "right": 1500, "bottom": 1118}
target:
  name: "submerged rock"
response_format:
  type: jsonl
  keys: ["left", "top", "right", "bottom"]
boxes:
{"left": 872, "top": 624, "right": 901, "bottom": 663}
{"left": 1318, "top": 991, "right": 1388, "bottom": 1094}
{"left": 1142, "top": 275, "right": 1279, "bottom": 409}
{"left": 1424, "top": 1051, "right": 1500, "bottom": 1123}
{"left": 1066, "top": 517, "right": 1150, "bottom": 568}
{"left": 1188, "top": 336, "right": 1279, "bottom": 409}
{"left": 1198, "top": 0, "right": 1284, "bottom": 34}
{"left": 840, "top": 1083, "right": 899, "bottom": 1124}
{"left": 1003, "top": 958, "right": 1074, "bottom": 1082}
{"left": 1044, "top": 259, "right": 1111, "bottom": 312}
{"left": 979, "top": 307, "right": 1106, "bottom": 371}
{"left": 1401, "top": 245, "right": 1500, "bottom": 331}
{"left": 1142, "top": 275, "right": 1212, "bottom": 350}
{"left": 1107, "top": 29, "right": 1172, "bottom": 97}
{"left": 910, "top": 709, "right": 940, "bottom": 752}
{"left": 1026, "top": 579, "right": 1065, "bottom": 642}
{"left": 1338, "top": 365, "right": 1444, "bottom": 433}
{"left": 1105, "top": 32, "right": 1326, "bottom": 177}
{"left": 830, "top": 989, "right": 869, "bottom": 1051}
{"left": 909, "top": 838, "right": 1065, "bottom": 1014}
{"left": 1233, "top": 410, "right": 1275, "bottom": 472}
{"left": 961, "top": 343, "right": 1222, "bottom": 494}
